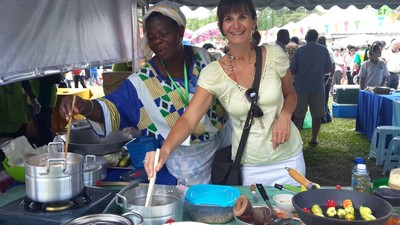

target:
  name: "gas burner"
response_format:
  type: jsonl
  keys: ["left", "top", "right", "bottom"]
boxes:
{"left": 0, "top": 186, "right": 117, "bottom": 225}
{"left": 21, "top": 186, "right": 93, "bottom": 213}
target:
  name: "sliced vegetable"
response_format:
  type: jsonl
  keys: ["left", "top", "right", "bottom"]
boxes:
{"left": 359, "top": 206, "right": 372, "bottom": 215}
{"left": 360, "top": 206, "right": 376, "bottom": 221}
{"left": 344, "top": 206, "right": 355, "bottom": 215}
{"left": 362, "top": 213, "right": 376, "bottom": 221}
{"left": 326, "top": 207, "right": 337, "bottom": 217}
{"left": 311, "top": 205, "right": 324, "bottom": 217}
{"left": 345, "top": 213, "right": 355, "bottom": 221}
{"left": 302, "top": 207, "right": 311, "bottom": 213}
{"left": 337, "top": 208, "right": 346, "bottom": 219}
{"left": 326, "top": 199, "right": 337, "bottom": 208}
{"left": 342, "top": 199, "right": 353, "bottom": 208}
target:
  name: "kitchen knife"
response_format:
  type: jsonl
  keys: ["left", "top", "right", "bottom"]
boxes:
{"left": 285, "top": 167, "right": 319, "bottom": 190}
{"left": 255, "top": 183, "right": 275, "bottom": 212}
{"left": 250, "top": 184, "right": 260, "bottom": 203}
{"left": 256, "top": 183, "right": 292, "bottom": 225}
{"left": 274, "top": 183, "right": 301, "bottom": 194}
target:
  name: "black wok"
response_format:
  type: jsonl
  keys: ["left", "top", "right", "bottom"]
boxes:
{"left": 292, "top": 189, "right": 392, "bottom": 225}
{"left": 69, "top": 128, "right": 134, "bottom": 156}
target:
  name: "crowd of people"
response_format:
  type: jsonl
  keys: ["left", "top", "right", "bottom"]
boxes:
{"left": 2, "top": 0, "right": 399, "bottom": 188}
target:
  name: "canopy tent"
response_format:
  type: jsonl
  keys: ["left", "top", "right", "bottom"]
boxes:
{"left": 1, "top": 0, "right": 399, "bottom": 85}
{"left": 137, "top": 0, "right": 400, "bottom": 10}
{"left": 265, "top": 5, "right": 399, "bottom": 45}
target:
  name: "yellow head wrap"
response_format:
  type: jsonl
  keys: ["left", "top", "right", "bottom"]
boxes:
{"left": 141, "top": 1, "right": 186, "bottom": 60}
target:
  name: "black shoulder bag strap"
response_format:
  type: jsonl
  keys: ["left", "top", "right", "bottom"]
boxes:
{"left": 232, "top": 46, "right": 263, "bottom": 168}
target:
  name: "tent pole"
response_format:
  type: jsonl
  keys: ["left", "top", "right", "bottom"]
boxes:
{"left": 131, "top": 0, "right": 139, "bottom": 72}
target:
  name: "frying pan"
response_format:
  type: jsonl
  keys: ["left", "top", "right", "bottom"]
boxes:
{"left": 292, "top": 189, "right": 393, "bottom": 225}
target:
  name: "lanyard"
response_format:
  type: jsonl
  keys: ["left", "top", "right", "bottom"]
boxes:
{"left": 161, "top": 59, "right": 189, "bottom": 107}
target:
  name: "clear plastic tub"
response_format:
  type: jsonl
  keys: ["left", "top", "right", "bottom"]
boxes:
{"left": 186, "top": 202, "right": 234, "bottom": 223}
{"left": 185, "top": 184, "right": 240, "bottom": 224}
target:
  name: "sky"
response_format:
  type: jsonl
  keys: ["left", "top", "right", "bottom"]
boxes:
{"left": 180, "top": 6, "right": 214, "bottom": 19}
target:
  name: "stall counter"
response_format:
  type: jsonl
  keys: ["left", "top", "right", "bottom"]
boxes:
{"left": 0, "top": 184, "right": 300, "bottom": 225}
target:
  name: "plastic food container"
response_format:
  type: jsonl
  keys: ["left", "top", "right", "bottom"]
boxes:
{"left": 185, "top": 184, "right": 240, "bottom": 224}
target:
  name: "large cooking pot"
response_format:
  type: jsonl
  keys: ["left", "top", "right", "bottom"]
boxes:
{"left": 24, "top": 149, "right": 84, "bottom": 203}
{"left": 68, "top": 125, "right": 134, "bottom": 156}
{"left": 292, "top": 189, "right": 393, "bottom": 225}
{"left": 64, "top": 212, "right": 143, "bottom": 225}
{"left": 116, "top": 182, "right": 185, "bottom": 225}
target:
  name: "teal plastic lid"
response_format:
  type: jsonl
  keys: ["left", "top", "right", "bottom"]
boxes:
{"left": 185, "top": 184, "right": 240, "bottom": 207}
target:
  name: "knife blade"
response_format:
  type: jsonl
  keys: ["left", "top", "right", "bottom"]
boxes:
{"left": 250, "top": 184, "right": 260, "bottom": 203}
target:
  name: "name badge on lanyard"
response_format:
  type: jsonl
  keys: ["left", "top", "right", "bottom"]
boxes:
{"left": 161, "top": 59, "right": 190, "bottom": 146}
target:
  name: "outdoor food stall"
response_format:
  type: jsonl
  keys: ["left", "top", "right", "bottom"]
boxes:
{"left": 0, "top": 169, "right": 398, "bottom": 224}
{"left": 1, "top": 0, "right": 400, "bottom": 225}
{"left": 0, "top": 134, "right": 398, "bottom": 224}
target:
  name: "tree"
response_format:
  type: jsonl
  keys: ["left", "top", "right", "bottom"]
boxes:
{"left": 186, "top": 7, "right": 318, "bottom": 32}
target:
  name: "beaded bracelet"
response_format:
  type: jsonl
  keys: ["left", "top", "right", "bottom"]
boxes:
{"left": 83, "top": 100, "right": 94, "bottom": 117}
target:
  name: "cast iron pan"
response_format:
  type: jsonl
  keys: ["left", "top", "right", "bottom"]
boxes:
{"left": 292, "top": 189, "right": 392, "bottom": 225}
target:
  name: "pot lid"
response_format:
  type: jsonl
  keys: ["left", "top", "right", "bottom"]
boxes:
{"left": 185, "top": 184, "right": 240, "bottom": 207}
{"left": 64, "top": 214, "right": 133, "bottom": 225}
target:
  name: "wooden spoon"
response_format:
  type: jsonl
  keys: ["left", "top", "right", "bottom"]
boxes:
{"left": 145, "top": 148, "right": 160, "bottom": 207}
{"left": 64, "top": 95, "right": 76, "bottom": 158}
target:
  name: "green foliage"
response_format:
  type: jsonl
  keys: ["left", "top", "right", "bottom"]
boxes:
{"left": 187, "top": 12, "right": 217, "bottom": 31}
{"left": 186, "top": 7, "right": 317, "bottom": 32}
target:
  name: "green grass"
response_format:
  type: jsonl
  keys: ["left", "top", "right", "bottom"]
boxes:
{"left": 300, "top": 97, "right": 387, "bottom": 186}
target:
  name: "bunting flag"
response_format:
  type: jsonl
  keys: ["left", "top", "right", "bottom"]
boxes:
{"left": 292, "top": 28, "right": 296, "bottom": 35}
{"left": 391, "top": 12, "right": 399, "bottom": 23}
{"left": 354, "top": 20, "right": 360, "bottom": 30}
{"left": 300, "top": 27, "right": 304, "bottom": 36}
{"left": 334, "top": 22, "right": 339, "bottom": 32}
{"left": 325, "top": 24, "right": 329, "bottom": 34}
{"left": 344, "top": 21, "right": 349, "bottom": 31}
{"left": 378, "top": 16, "right": 384, "bottom": 26}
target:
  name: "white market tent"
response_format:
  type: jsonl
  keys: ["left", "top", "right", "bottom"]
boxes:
{"left": 1, "top": 0, "right": 399, "bottom": 85}
{"left": 267, "top": 5, "right": 400, "bottom": 46}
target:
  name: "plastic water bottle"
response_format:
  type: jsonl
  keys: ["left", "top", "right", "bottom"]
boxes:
{"left": 351, "top": 164, "right": 371, "bottom": 193}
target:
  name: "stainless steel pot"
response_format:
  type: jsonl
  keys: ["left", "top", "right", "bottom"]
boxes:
{"left": 96, "top": 155, "right": 108, "bottom": 180}
{"left": 116, "top": 182, "right": 184, "bottom": 225}
{"left": 83, "top": 155, "right": 101, "bottom": 187}
{"left": 64, "top": 212, "right": 143, "bottom": 225}
{"left": 24, "top": 151, "right": 84, "bottom": 203}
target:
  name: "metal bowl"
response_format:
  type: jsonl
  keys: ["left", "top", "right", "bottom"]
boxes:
{"left": 292, "top": 189, "right": 392, "bottom": 225}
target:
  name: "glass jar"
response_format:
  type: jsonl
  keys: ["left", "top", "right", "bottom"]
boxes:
{"left": 386, "top": 208, "right": 400, "bottom": 225}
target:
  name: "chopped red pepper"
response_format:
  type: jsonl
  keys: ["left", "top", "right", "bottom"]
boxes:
{"left": 302, "top": 207, "right": 311, "bottom": 213}
{"left": 326, "top": 199, "right": 337, "bottom": 208}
